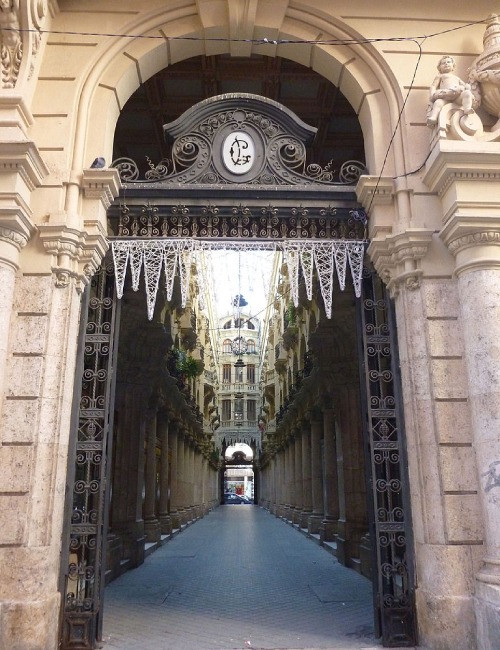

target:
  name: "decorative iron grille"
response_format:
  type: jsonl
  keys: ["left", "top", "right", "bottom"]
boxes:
{"left": 61, "top": 264, "right": 119, "bottom": 649}
{"left": 358, "top": 268, "right": 417, "bottom": 647}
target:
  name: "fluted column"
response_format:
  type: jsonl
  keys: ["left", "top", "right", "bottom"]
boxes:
{"left": 144, "top": 411, "right": 160, "bottom": 542}
{"left": 157, "top": 413, "right": 172, "bottom": 535}
{"left": 308, "top": 409, "right": 324, "bottom": 534}
{"left": 300, "top": 420, "right": 312, "bottom": 528}
{"left": 320, "top": 406, "right": 339, "bottom": 543}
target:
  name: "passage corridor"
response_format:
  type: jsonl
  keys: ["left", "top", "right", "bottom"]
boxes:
{"left": 103, "top": 507, "right": 378, "bottom": 649}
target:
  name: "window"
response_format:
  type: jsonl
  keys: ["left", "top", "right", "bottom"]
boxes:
{"left": 221, "top": 400, "right": 231, "bottom": 421}
{"left": 222, "top": 339, "right": 232, "bottom": 353}
{"left": 234, "top": 317, "right": 244, "bottom": 328}
{"left": 234, "top": 398, "right": 244, "bottom": 421}
{"left": 247, "top": 364, "right": 255, "bottom": 383}
{"left": 247, "top": 339, "right": 256, "bottom": 353}
{"left": 247, "top": 400, "right": 256, "bottom": 421}
{"left": 247, "top": 320, "right": 255, "bottom": 330}
{"left": 222, "top": 364, "right": 232, "bottom": 383}
{"left": 223, "top": 320, "right": 232, "bottom": 329}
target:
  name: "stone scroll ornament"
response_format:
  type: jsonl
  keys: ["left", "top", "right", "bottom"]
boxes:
{"left": 427, "top": 14, "right": 500, "bottom": 142}
{"left": 111, "top": 239, "right": 365, "bottom": 321}
{"left": 0, "top": 0, "right": 22, "bottom": 88}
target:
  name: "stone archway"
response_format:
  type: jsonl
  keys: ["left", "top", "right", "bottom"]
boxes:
{"left": 58, "top": 86, "right": 418, "bottom": 649}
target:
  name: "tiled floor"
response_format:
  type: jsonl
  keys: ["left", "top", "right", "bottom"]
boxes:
{"left": 102, "top": 506, "right": 380, "bottom": 649}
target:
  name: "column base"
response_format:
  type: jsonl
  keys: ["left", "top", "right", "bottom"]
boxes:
{"left": 158, "top": 514, "right": 172, "bottom": 535}
{"left": 144, "top": 517, "right": 161, "bottom": 543}
{"left": 292, "top": 508, "right": 302, "bottom": 525}
{"left": 300, "top": 509, "right": 312, "bottom": 529}
{"left": 170, "top": 509, "right": 181, "bottom": 530}
{"left": 475, "top": 576, "right": 500, "bottom": 650}
{"left": 319, "top": 518, "right": 337, "bottom": 543}
{"left": 308, "top": 514, "right": 323, "bottom": 535}
{"left": 359, "top": 533, "right": 372, "bottom": 579}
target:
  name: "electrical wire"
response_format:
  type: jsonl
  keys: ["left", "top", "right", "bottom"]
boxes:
{"left": 0, "top": 17, "right": 489, "bottom": 43}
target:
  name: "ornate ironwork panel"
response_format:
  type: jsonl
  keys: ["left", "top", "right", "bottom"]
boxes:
{"left": 61, "top": 264, "right": 119, "bottom": 649}
{"left": 358, "top": 268, "right": 417, "bottom": 647}
{"left": 108, "top": 202, "right": 366, "bottom": 241}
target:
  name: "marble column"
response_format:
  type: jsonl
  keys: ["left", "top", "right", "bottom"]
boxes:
{"left": 308, "top": 409, "right": 324, "bottom": 534}
{"left": 157, "top": 413, "right": 172, "bottom": 535}
{"left": 293, "top": 432, "right": 303, "bottom": 524}
{"left": 300, "top": 420, "right": 312, "bottom": 528}
{"left": 144, "top": 411, "right": 161, "bottom": 542}
{"left": 320, "top": 406, "right": 339, "bottom": 543}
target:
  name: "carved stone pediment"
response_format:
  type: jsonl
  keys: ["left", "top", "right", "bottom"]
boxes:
{"left": 112, "top": 93, "right": 365, "bottom": 187}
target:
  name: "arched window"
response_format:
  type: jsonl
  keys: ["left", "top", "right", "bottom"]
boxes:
{"left": 222, "top": 339, "right": 232, "bottom": 353}
{"left": 247, "top": 320, "right": 255, "bottom": 330}
{"left": 223, "top": 320, "right": 232, "bottom": 329}
{"left": 247, "top": 339, "right": 256, "bottom": 353}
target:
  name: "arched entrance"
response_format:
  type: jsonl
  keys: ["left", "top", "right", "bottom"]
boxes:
{"left": 59, "top": 88, "right": 416, "bottom": 649}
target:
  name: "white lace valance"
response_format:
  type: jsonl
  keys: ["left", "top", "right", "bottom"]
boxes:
{"left": 111, "top": 239, "right": 365, "bottom": 320}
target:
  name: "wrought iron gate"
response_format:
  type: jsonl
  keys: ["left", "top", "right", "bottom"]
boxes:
{"left": 358, "top": 268, "right": 417, "bottom": 646}
{"left": 60, "top": 264, "right": 120, "bottom": 649}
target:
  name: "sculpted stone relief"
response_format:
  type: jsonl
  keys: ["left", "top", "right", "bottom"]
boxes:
{"left": 0, "top": 0, "right": 48, "bottom": 88}
{"left": 428, "top": 14, "right": 500, "bottom": 142}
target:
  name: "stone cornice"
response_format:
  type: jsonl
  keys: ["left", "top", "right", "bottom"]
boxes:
{"left": 367, "top": 229, "right": 434, "bottom": 297}
{"left": 423, "top": 140, "right": 500, "bottom": 197}
{"left": 356, "top": 175, "right": 394, "bottom": 209}
{"left": 439, "top": 216, "right": 500, "bottom": 275}
{"left": 81, "top": 168, "right": 121, "bottom": 210}
{"left": 0, "top": 140, "right": 49, "bottom": 191}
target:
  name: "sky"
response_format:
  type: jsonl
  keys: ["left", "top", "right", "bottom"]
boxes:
{"left": 205, "top": 249, "right": 279, "bottom": 324}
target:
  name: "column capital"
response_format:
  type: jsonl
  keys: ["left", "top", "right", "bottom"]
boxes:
{"left": 38, "top": 218, "right": 108, "bottom": 292}
{"left": 423, "top": 141, "right": 500, "bottom": 275}
{"left": 367, "top": 229, "right": 434, "bottom": 297}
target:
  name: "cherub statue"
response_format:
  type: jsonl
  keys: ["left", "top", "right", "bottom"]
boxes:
{"left": 427, "top": 55, "right": 474, "bottom": 127}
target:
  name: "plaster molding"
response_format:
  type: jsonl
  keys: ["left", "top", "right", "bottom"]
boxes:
{"left": 367, "top": 229, "right": 434, "bottom": 298}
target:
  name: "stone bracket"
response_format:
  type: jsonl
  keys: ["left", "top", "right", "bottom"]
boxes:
{"left": 367, "top": 229, "right": 434, "bottom": 297}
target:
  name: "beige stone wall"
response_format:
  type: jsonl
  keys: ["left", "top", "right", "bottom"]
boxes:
{"left": 1, "top": 1, "right": 500, "bottom": 648}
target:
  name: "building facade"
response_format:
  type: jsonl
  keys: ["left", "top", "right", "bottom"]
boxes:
{"left": 0, "top": 2, "right": 500, "bottom": 649}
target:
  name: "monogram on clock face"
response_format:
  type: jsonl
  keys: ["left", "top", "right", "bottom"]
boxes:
{"left": 231, "top": 336, "right": 248, "bottom": 354}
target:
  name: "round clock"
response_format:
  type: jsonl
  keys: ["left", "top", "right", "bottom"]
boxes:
{"left": 231, "top": 336, "right": 248, "bottom": 355}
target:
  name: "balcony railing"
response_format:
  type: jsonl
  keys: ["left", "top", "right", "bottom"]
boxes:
{"left": 220, "top": 383, "right": 258, "bottom": 393}
{"left": 220, "top": 419, "right": 258, "bottom": 429}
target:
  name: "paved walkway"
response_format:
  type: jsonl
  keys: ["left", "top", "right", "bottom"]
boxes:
{"left": 102, "top": 506, "right": 380, "bottom": 650}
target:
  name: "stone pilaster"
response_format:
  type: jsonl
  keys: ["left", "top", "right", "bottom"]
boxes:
{"left": 425, "top": 141, "right": 500, "bottom": 648}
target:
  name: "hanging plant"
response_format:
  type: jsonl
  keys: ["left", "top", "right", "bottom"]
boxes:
{"left": 285, "top": 302, "right": 297, "bottom": 327}
{"left": 176, "top": 350, "right": 204, "bottom": 378}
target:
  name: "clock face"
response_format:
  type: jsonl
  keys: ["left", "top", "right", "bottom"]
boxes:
{"left": 231, "top": 336, "right": 248, "bottom": 355}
